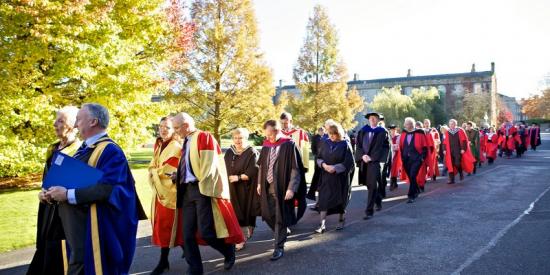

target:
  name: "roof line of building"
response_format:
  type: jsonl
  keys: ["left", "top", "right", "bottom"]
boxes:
{"left": 278, "top": 70, "right": 494, "bottom": 89}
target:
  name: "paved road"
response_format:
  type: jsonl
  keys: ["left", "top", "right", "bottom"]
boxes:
{"left": 2, "top": 134, "right": 549, "bottom": 275}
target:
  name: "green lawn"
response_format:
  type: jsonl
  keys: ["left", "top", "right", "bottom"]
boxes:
{"left": 0, "top": 148, "right": 154, "bottom": 253}
{"left": 0, "top": 142, "right": 315, "bottom": 253}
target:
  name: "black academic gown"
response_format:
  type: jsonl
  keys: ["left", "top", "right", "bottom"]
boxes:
{"left": 28, "top": 143, "right": 66, "bottom": 275}
{"left": 224, "top": 146, "right": 260, "bottom": 227}
{"left": 317, "top": 140, "right": 354, "bottom": 215}
{"left": 307, "top": 134, "right": 324, "bottom": 200}
{"left": 355, "top": 126, "right": 390, "bottom": 186}
{"left": 258, "top": 139, "right": 307, "bottom": 228}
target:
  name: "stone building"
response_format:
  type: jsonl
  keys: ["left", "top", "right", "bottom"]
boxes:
{"left": 275, "top": 63, "right": 504, "bottom": 127}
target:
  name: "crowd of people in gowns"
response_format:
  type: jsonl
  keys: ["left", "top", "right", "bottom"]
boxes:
{"left": 29, "top": 103, "right": 543, "bottom": 275}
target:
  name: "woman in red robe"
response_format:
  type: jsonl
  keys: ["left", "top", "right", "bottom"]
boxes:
{"left": 498, "top": 122, "right": 521, "bottom": 158}
{"left": 478, "top": 128, "right": 487, "bottom": 166}
{"left": 423, "top": 119, "right": 441, "bottom": 183}
{"left": 148, "top": 117, "right": 184, "bottom": 274}
{"left": 389, "top": 125, "right": 402, "bottom": 191}
{"left": 485, "top": 127, "right": 499, "bottom": 164}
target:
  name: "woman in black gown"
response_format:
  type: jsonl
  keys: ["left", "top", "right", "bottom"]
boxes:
{"left": 28, "top": 106, "right": 82, "bottom": 275}
{"left": 315, "top": 123, "right": 354, "bottom": 233}
{"left": 224, "top": 128, "right": 260, "bottom": 250}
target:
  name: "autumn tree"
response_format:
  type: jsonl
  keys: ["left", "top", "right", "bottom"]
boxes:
{"left": 522, "top": 89, "right": 550, "bottom": 119}
{"left": 166, "top": 0, "right": 276, "bottom": 141}
{"left": 0, "top": 0, "right": 190, "bottom": 177}
{"left": 288, "top": 4, "right": 364, "bottom": 132}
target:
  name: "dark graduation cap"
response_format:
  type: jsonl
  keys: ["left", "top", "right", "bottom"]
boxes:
{"left": 388, "top": 124, "right": 397, "bottom": 129}
{"left": 364, "top": 112, "right": 381, "bottom": 119}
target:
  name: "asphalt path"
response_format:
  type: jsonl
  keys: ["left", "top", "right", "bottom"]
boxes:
{"left": 2, "top": 134, "right": 549, "bottom": 275}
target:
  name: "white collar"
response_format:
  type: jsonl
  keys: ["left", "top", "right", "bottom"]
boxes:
{"left": 85, "top": 131, "right": 107, "bottom": 147}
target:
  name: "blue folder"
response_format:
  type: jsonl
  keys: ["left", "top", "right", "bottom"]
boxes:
{"left": 42, "top": 152, "right": 104, "bottom": 189}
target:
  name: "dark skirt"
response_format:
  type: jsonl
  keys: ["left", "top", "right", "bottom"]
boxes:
{"left": 229, "top": 180, "right": 260, "bottom": 227}
{"left": 318, "top": 171, "right": 350, "bottom": 215}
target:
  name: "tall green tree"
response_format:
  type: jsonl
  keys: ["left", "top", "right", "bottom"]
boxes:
{"left": 166, "top": 0, "right": 276, "bottom": 141}
{"left": 289, "top": 4, "right": 363, "bottom": 132}
{"left": 0, "top": 0, "right": 188, "bottom": 177}
{"left": 410, "top": 87, "right": 441, "bottom": 123}
{"left": 370, "top": 86, "right": 442, "bottom": 127}
{"left": 453, "top": 92, "right": 492, "bottom": 126}
{"left": 370, "top": 86, "right": 415, "bottom": 127}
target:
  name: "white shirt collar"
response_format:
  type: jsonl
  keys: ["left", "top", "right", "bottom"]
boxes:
{"left": 85, "top": 131, "right": 107, "bottom": 147}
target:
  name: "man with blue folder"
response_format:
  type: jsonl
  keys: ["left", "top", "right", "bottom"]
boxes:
{"left": 46, "top": 103, "right": 145, "bottom": 275}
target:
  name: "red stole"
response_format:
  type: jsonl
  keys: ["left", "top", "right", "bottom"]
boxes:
{"left": 443, "top": 128, "right": 475, "bottom": 174}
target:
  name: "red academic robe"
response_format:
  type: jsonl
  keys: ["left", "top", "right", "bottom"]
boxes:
{"left": 399, "top": 130, "right": 428, "bottom": 185}
{"left": 486, "top": 132, "right": 499, "bottom": 159}
{"left": 390, "top": 135, "right": 402, "bottom": 178}
{"left": 478, "top": 130, "right": 487, "bottom": 163}
{"left": 498, "top": 126, "right": 521, "bottom": 151}
{"left": 149, "top": 139, "right": 184, "bottom": 248}
{"left": 443, "top": 128, "right": 475, "bottom": 174}
{"left": 424, "top": 129, "right": 440, "bottom": 180}
{"left": 186, "top": 130, "right": 244, "bottom": 246}
{"left": 527, "top": 127, "right": 541, "bottom": 149}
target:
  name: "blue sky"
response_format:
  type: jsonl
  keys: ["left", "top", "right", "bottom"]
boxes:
{"left": 253, "top": 0, "right": 550, "bottom": 99}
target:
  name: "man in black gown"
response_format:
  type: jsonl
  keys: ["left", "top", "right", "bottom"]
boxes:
{"left": 257, "top": 120, "right": 307, "bottom": 261}
{"left": 355, "top": 112, "right": 390, "bottom": 220}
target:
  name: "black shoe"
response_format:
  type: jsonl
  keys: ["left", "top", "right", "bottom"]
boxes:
{"left": 310, "top": 206, "right": 320, "bottom": 212}
{"left": 151, "top": 261, "right": 169, "bottom": 275}
{"left": 407, "top": 198, "right": 415, "bottom": 203}
{"left": 270, "top": 248, "right": 284, "bottom": 261}
{"left": 363, "top": 214, "right": 373, "bottom": 220}
{"left": 375, "top": 204, "right": 382, "bottom": 211}
{"left": 224, "top": 246, "right": 236, "bottom": 270}
{"left": 432, "top": 175, "right": 437, "bottom": 181}
{"left": 336, "top": 219, "right": 345, "bottom": 231}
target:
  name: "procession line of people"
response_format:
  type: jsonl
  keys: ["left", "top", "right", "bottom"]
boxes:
{"left": 28, "top": 103, "right": 542, "bottom": 275}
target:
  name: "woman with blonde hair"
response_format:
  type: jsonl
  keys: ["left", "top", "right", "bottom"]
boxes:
{"left": 224, "top": 127, "right": 260, "bottom": 250}
{"left": 314, "top": 123, "right": 354, "bottom": 233}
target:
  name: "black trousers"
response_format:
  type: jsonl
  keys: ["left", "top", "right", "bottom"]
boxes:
{"left": 403, "top": 156, "right": 422, "bottom": 199}
{"left": 182, "top": 183, "right": 233, "bottom": 274}
{"left": 365, "top": 162, "right": 383, "bottom": 215}
{"left": 378, "top": 162, "right": 389, "bottom": 199}
{"left": 267, "top": 192, "right": 287, "bottom": 249}
{"left": 58, "top": 204, "right": 88, "bottom": 275}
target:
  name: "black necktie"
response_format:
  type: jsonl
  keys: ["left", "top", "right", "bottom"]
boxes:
{"left": 74, "top": 142, "right": 87, "bottom": 158}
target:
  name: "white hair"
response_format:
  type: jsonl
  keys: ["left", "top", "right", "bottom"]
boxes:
{"left": 404, "top": 117, "right": 415, "bottom": 127}
{"left": 174, "top": 112, "right": 195, "bottom": 127}
{"left": 231, "top": 127, "right": 250, "bottom": 139}
{"left": 449, "top": 119, "right": 458, "bottom": 125}
{"left": 57, "top": 106, "right": 79, "bottom": 127}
